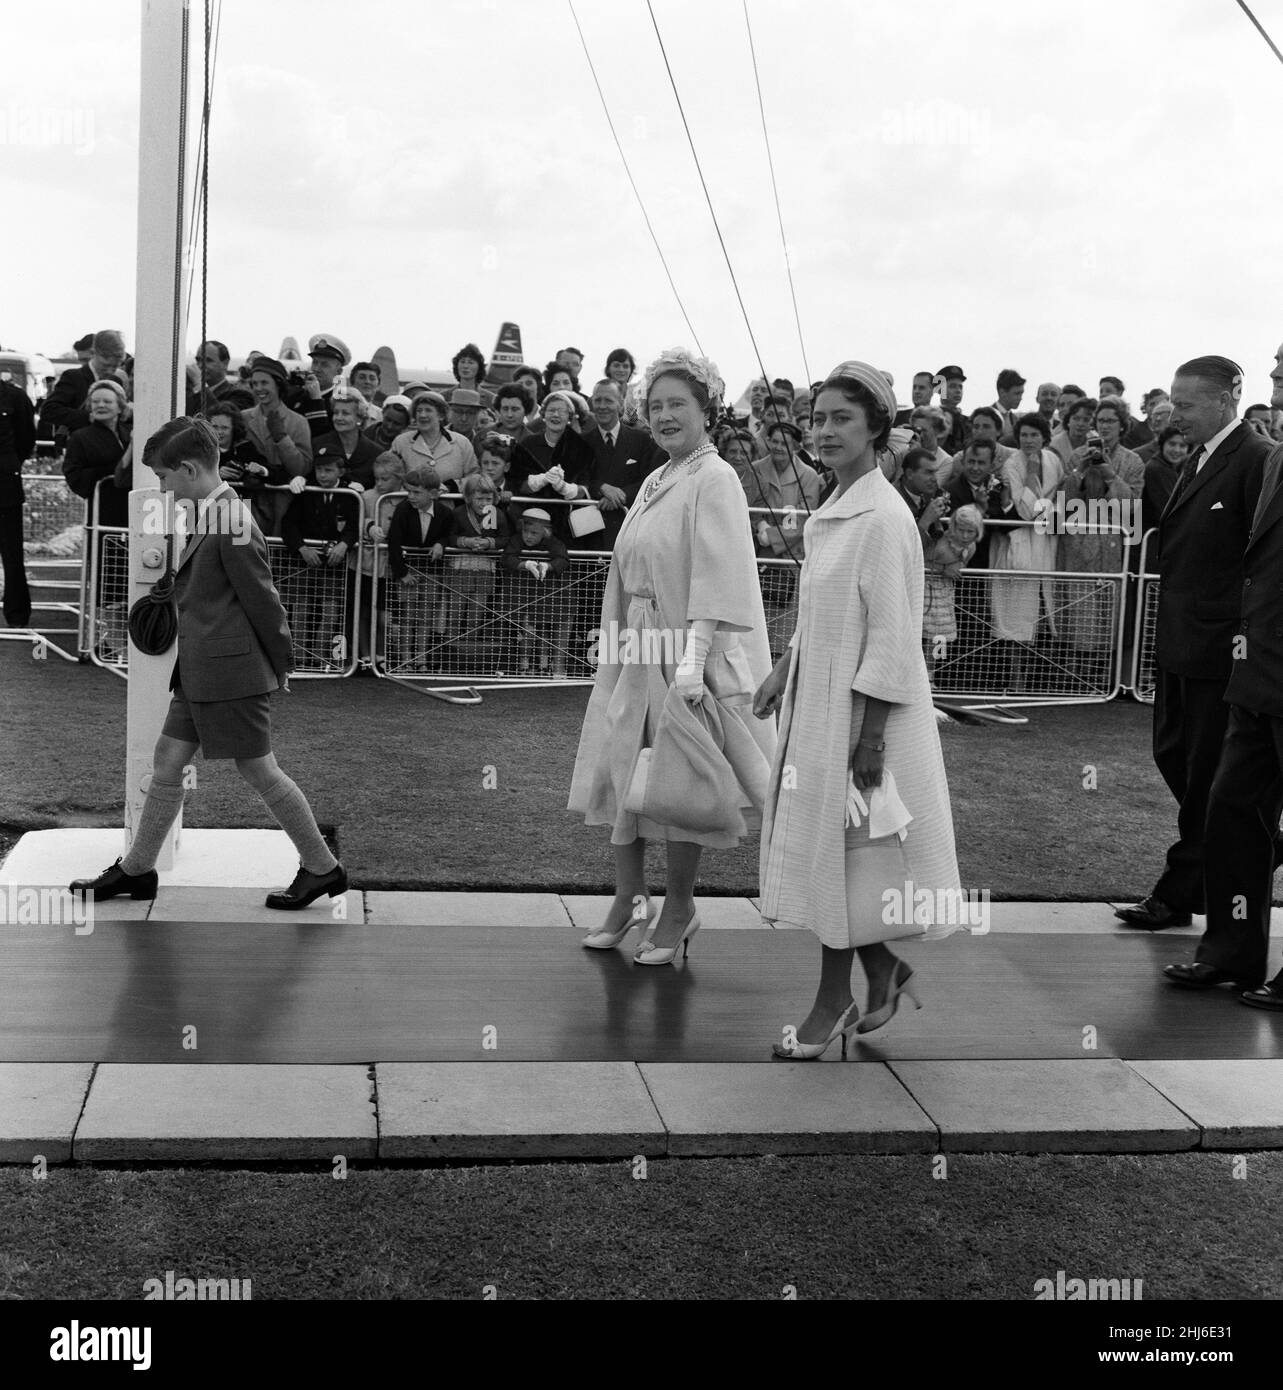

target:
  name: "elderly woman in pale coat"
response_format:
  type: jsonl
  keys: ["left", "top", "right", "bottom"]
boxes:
{"left": 569, "top": 349, "right": 776, "bottom": 965}
{"left": 754, "top": 361, "right": 961, "bottom": 1058}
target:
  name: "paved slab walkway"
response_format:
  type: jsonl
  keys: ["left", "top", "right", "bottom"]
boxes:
{"left": 2, "top": 830, "right": 1280, "bottom": 1162}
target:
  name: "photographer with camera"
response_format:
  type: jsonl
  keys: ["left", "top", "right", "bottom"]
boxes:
{"left": 1066, "top": 397, "right": 1145, "bottom": 497}
{"left": 287, "top": 334, "right": 352, "bottom": 439}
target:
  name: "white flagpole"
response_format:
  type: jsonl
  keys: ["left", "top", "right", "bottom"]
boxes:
{"left": 124, "top": 0, "right": 194, "bottom": 868}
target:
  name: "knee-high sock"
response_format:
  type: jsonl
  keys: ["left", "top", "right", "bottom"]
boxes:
{"left": 120, "top": 778, "right": 186, "bottom": 875}
{"left": 257, "top": 772, "right": 337, "bottom": 875}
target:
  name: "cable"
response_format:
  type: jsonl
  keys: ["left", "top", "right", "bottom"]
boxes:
{"left": 567, "top": 0, "right": 704, "bottom": 354}
{"left": 171, "top": 2, "right": 190, "bottom": 420}
{"left": 646, "top": 0, "right": 812, "bottom": 566}
{"left": 1235, "top": 0, "right": 1283, "bottom": 66}
{"left": 198, "top": 0, "right": 211, "bottom": 410}
{"left": 743, "top": 0, "right": 809, "bottom": 386}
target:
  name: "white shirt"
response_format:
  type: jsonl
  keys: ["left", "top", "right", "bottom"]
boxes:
{"left": 1197, "top": 418, "right": 1241, "bottom": 472}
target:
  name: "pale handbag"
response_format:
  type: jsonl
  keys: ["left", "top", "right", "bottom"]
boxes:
{"left": 624, "top": 686, "right": 745, "bottom": 835}
{"left": 569, "top": 503, "right": 606, "bottom": 538}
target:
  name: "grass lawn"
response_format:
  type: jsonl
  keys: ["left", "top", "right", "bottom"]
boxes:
{"left": 2, "top": 1151, "right": 1279, "bottom": 1300}
{"left": 0, "top": 639, "right": 1256, "bottom": 900}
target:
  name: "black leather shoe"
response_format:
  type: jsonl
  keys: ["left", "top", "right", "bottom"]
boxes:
{"left": 265, "top": 862, "right": 347, "bottom": 910}
{"left": 1163, "top": 962, "right": 1240, "bottom": 989}
{"left": 69, "top": 858, "right": 158, "bottom": 901}
{"left": 1115, "top": 895, "right": 1193, "bottom": 929}
{"left": 1240, "top": 981, "right": 1283, "bottom": 1011}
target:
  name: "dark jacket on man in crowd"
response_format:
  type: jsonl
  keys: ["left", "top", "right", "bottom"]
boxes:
{"left": 0, "top": 379, "right": 37, "bottom": 507}
{"left": 1154, "top": 421, "right": 1269, "bottom": 681}
{"left": 946, "top": 475, "right": 1007, "bottom": 569}
{"left": 581, "top": 421, "right": 660, "bottom": 548}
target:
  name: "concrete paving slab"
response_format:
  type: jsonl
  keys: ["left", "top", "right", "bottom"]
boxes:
{"left": 0, "top": 1063, "right": 95, "bottom": 1163}
{"left": 376, "top": 1061, "right": 665, "bottom": 1158}
{"left": 366, "top": 891, "right": 570, "bottom": 927}
{"left": 559, "top": 894, "right": 766, "bottom": 931}
{"left": 1127, "top": 1060, "right": 1283, "bottom": 1149}
{"left": 147, "top": 885, "right": 362, "bottom": 923}
{"left": 889, "top": 1059, "right": 1199, "bottom": 1152}
{"left": 638, "top": 1062, "right": 937, "bottom": 1155}
{"left": 2, "top": 827, "right": 304, "bottom": 887}
{"left": 76, "top": 1065, "right": 376, "bottom": 1160}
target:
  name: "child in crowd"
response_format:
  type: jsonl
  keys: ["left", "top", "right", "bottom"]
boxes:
{"left": 387, "top": 464, "right": 452, "bottom": 671}
{"left": 501, "top": 506, "right": 570, "bottom": 676}
{"left": 280, "top": 453, "right": 360, "bottom": 669}
{"left": 353, "top": 451, "right": 406, "bottom": 670}
{"left": 444, "top": 471, "right": 510, "bottom": 662}
{"left": 477, "top": 432, "right": 519, "bottom": 520}
{"left": 922, "top": 503, "right": 983, "bottom": 680}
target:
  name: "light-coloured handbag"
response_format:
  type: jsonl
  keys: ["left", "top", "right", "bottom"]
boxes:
{"left": 569, "top": 503, "right": 606, "bottom": 538}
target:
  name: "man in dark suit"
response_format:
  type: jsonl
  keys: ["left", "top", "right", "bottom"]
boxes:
{"left": 946, "top": 439, "right": 1006, "bottom": 569}
{"left": 40, "top": 330, "right": 127, "bottom": 442}
{"left": 1117, "top": 356, "right": 1270, "bottom": 930}
{"left": 71, "top": 417, "right": 346, "bottom": 910}
{"left": 1166, "top": 345, "right": 1283, "bottom": 1007}
{"left": 0, "top": 375, "right": 36, "bottom": 627}
{"left": 582, "top": 379, "right": 659, "bottom": 550}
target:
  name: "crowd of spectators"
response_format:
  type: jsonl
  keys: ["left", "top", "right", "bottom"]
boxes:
{"left": 16, "top": 330, "right": 1283, "bottom": 688}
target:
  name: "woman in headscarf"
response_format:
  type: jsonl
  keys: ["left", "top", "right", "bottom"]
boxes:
{"left": 754, "top": 361, "right": 960, "bottom": 1057}
{"left": 569, "top": 348, "right": 776, "bottom": 965}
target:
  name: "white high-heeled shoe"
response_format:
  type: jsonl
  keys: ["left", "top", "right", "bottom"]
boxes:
{"left": 632, "top": 909, "right": 701, "bottom": 966}
{"left": 772, "top": 1001, "right": 861, "bottom": 1059}
{"left": 581, "top": 896, "right": 659, "bottom": 950}
{"left": 855, "top": 960, "right": 922, "bottom": 1034}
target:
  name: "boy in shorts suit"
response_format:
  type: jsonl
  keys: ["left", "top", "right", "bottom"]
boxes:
{"left": 71, "top": 417, "right": 347, "bottom": 909}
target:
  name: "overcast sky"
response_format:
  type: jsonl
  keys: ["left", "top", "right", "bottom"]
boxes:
{"left": 3, "top": 0, "right": 1283, "bottom": 409}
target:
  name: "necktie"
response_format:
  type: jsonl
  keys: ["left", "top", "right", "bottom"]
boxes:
{"left": 1169, "top": 446, "right": 1203, "bottom": 506}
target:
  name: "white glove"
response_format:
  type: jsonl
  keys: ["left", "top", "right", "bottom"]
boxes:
{"left": 526, "top": 472, "right": 549, "bottom": 491}
{"left": 348, "top": 481, "right": 365, "bottom": 494}
{"left": 288, "top": 475, "right": 308, "bottom": 494}
{"left": 757, "top": 520, "right": 771, "bottom": 547}
{"left": 546, "top": 464, "right": 565, "bottom": 485}
{"left": 522, "top": 560, "right": 539, "bottom": 578}
{"left": 536, "top": 560, "right": 550, "bottom": 581}
{"left": 845, "top": 778, "right": 870, "bottom": 829}
{"left": 674, "top": 622, "right": 714, "bottom": 703}
{"left": 553, "top": 475, "right": 576, "bottom": 497}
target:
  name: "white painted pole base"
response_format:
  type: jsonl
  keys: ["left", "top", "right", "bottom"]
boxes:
{"left": 124, "top": 488, "right": 182, "bottom": 872}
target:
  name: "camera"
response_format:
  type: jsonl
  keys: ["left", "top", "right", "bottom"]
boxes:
{"left": 1084, "top": 429, "right": 1105, "bottom": 464}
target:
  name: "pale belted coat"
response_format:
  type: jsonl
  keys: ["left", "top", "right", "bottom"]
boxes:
{"left": 759, "top": 467, "right": 960, "bottom": 944}
{"left": 568, "top": 451, "right": 777, "bottom": 847}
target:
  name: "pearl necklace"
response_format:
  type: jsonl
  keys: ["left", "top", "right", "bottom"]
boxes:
{"left": 642, "top": 441, "right": 716, "bottom": 504}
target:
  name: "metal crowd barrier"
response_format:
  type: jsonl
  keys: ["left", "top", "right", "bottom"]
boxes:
{"left": 0, "top": 468, "right": 88, "bottom": 663}
{"left": 1130, "top": 527, "right": 1160, "bottom": 704}
{"left": 24, "top": 473, "right": 1164, "bottom": 708}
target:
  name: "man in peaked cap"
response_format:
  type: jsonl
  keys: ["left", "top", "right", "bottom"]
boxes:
{"left": 289, "top": 333, "right": 352, "bottom": 440}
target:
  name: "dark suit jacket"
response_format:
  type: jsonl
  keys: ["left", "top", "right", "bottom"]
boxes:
{"left": 1153, "top": 422, "right": 1269, "bottom": 680}
{"left": 1224, "top": 442, "right": 1283, "bottom": 717}
{"left": 171, "top": 489, "right": 293, "bottom": 701}
{"left": 581, "top": 422, "right": 660, "bottom": 547}
{"left": 280, "top": 486, "right": 362, "bottom": 556}
{"left": 386, "top": 498, "right": 454, "bottom": 579}
{"left": 946, "top": 476, "right": 1006, "bottom": 568}
{"left": 40, "top": 364, "right": 96, "bottom": 437}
